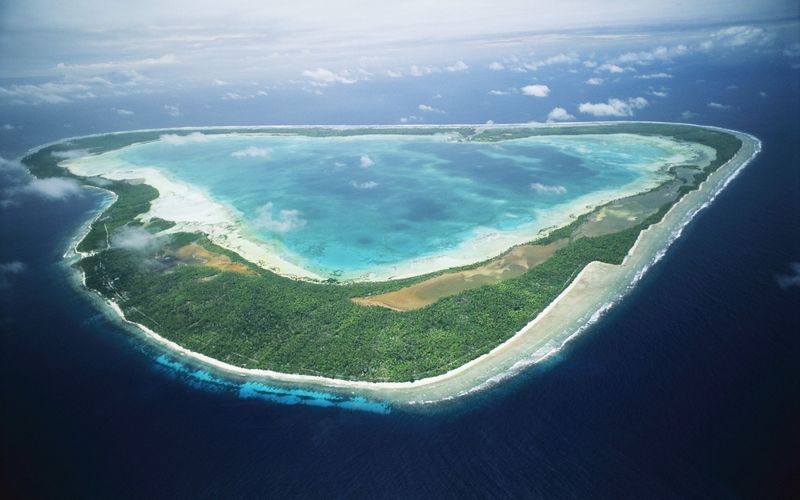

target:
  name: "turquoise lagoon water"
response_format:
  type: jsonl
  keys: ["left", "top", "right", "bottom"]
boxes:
{"left": 114, "top": 133, "right": 687, "bottom": 278}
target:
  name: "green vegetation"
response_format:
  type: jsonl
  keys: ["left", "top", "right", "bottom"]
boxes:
{"left": 142, "top": 217, "right": 176, "bottom": 233}
{"left": 76, "top": 181, "right": 158, "bottom": 253}
{"left": 22, "top": 123, "right": 744, "bottom": 382}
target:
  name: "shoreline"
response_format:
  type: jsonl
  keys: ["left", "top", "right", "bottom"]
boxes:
{"left": 49, "top": 123, "right": 761, "bottom": 406}
{"left": 60, "top": 131, "right": 710, "bottom": 282}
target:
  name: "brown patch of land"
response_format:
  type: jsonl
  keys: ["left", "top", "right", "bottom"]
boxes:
{"left": 353, "top": 238, "right": 569, "bottom": 311}
{"left": 352, "top": 177, "right": 692, "bottom": 312}
{"left": 174, "top": 243, "right": 254, "bottom": 275}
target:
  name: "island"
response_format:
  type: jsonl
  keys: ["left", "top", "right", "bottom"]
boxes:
{"left": 22, "top": 123, "right": 760, "bottom": 406}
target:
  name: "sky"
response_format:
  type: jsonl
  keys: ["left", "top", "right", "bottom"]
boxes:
{"left": 0, "top": 0, "right": 798, "bottom": 155}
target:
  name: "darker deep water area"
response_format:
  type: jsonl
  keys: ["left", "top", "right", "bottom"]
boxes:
{"left": 2, "top": 84, "right": 799, "bottom": 499}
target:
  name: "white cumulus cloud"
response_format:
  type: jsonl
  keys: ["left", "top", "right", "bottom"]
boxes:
{"left": 23, "top": 177, "right": 83, "bottom": 200}
{"left": 111, "top": 226, "right": 160, "bottom": 250}
{"left": 585, "top": 77, "right": 603, "bottom": 85}
{"left": 253, "top": 202, "right": 306, "bottom": 233}
{"left": 579, "top": 97, "right": 648, "bottom": 117}
{"left": 418, "top": 104, "right": 444, "bottom": 113}
{"left": 360, "top": 155, "right": 375, "bottom": 168}
{"left": 531, "top": 183, "right": 567, "bottom": 195}
{"left": 164, "top": 104, "right": 181, "bottom": 117}
{"left": 521, "top": 84, "right": 550, "bottom": 97}
{"left": 597, "top": 63, "right": 625, "bottom": 73}
{"left": 445, "top": 60, "right": 468, "bottom": 72}
{"left": 707, "top": 102, "right": 733, "bottom": 110}
{"left": 302, "top": 68, "right": 357, "bottom": 85}
{"left": 615, "top": 45, "right": 688, "bottom": 65}
{"left": 635, "top": 72, "right": 673, "bottom": 79}
{"left": 546, "top": 107, "right": 575, "bottom": 122}
{"left": 702, "top": 25, "right": 774, "bottom": 50}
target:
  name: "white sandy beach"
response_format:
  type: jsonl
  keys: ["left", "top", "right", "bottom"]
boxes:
{"left": 59, "top": 124, "right": 759, "bottom": 405}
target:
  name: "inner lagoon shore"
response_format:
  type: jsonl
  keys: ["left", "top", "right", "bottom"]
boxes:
{"left": 45, "top": 123, "right": 760, "bottom": 406}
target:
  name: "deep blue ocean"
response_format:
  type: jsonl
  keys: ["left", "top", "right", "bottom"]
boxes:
{"left": 1, "top": 58, "right": 799, "bottom": 498}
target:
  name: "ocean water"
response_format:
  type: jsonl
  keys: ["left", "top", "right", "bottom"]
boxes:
{"left": 111, "top": 133, "right": 688, "bottom": 277}
{"left": 1, "top": 62, "right": 798, "bottom": 498}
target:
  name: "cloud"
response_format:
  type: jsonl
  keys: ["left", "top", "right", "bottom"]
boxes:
{"left": 0, "top": 157, "right": 28, "bottom": 206}
{"left": 0, "top": 68, "right": 152, "bottom": 105}
{"left": 0, "top": 82, "right": 88, "bottom": 105}
{"left": 488, "top": 62, "right": 505, "bottom": 70}
{"left": 418, "top": 104, "right": 444, "bottom": 113}
{"left": 531, "top": 183, "right": 567, "bottom": 195}
{"left": 111, "top": 226, "right": 160, "bottom": 250}
{"left": 445, "top": 60, "right": 468, "bottom": 72}
{"left": 0, "top": 157, "right": 25, "bottom": 173}
{"left": 350, "top": 180, "right": 379, "bottom": 189}
{"left": 702, "top": 25, "right": 774, "bottom": 50}
{"left": 360, "top": 155, "right": 375, "bottom": 168}
{"left": 585, "top": 77, "right": 603, "bottom": 85}
{"left": 399, "top": 115, "right": 422, "bottom": 123}
{"left": 647, "top": 90, "right": 668, "bottom": 97}
{"left": 579, "top": 97, "right": 648, "bottom": 117}
{"left": 164, "top": 104, "right": 181, "bottom": 117}
{"left": 635, "top": 72, "right": 672, "bottom": 79}
{"left": 776, "top": 262, "right": 800, "bottom": 289}
{"left": 707, "top": 101, "right": 733, "bottom": 110}
{"left": 115, "top": 108, "right": 134, "bottom": 115}
{"left": 212, "top": 79, "right": 230, "bottom": 86}
{"left": 614, "top": 44, "right": 688, "bottom": 65}
{"left": 160, "top": 132, "right": 209, "bottom": 145}
{"left": 22, "top": 177, "right": 83, "bottom": 200}
{"left": 784, "top": 43, "right": 800, "bottom": 59}
{"left": 222, "top": 90, "right": 269, "bottom": 100}
{"left": 521, "top": 84, "right": 550, "bottom": 97}
{"left": 231, "top": 146, "right": 270, "bottom": 158}
{"left": 681, "top": 110, "right": 699, "bottom": 119}
{"left": 409, "top": 64, "right": 441, "bottom": 77}
{"left": 546, "top": 107, "right": 575, "bottom": 122}
{"left": 302, "top": 68, "right": 357, "bottom": 85}
{"left": 2, "top": 124, "right": 16, "bottom": 131}
{"left": 523, "top": 53, "right": 578, "bottom": 71}
{"left": 252, "top": 202, "right": 306, "bottom": 233}
{"left": 385, "top": 69, "right": 403, "bottom": 78}
{"left": 0, "top": 260, "right": 26, "bottom": 288}
{"left": 596, "top": 63, "right": 625, "bottom": 73}
{"left": 55, "top": 55, "right": 177, "bottom": 72}
{"left": 488, "top": 88, "right": 515, "bottom": 95}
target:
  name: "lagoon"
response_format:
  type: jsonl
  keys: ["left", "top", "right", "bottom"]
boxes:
{"left": 67, "top": 131, "right": 712, "bottom": 280}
